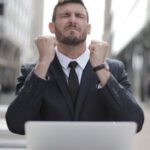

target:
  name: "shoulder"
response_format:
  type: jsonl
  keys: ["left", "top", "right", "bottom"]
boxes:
{"left": 20, "top": 62, "right": 36, "bottom": 77}
{"left": 106, "top": 58, "right": 127, "bottom": 79}
{"left": 106, "top": 58, "right": 125, "bottom": 71}
{"left": 106, "top": 58, "right": 124, "bottom": 68}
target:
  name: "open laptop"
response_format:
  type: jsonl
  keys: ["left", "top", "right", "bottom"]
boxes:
{"left": 25, "top": 121, "right": 137, "bottom": 150}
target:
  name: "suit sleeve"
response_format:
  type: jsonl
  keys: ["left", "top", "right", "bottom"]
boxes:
{"left": 5, "top": 64, "right": 48, "bottom": 135}
{"left": 100, "top": 60, "right": 144, "bottom": 132}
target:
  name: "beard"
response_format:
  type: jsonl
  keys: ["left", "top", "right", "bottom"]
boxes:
{"left": 54, "top": 27, "right": 87, "bottom": 45}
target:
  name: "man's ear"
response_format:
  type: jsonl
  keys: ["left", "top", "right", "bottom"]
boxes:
{"left": 49, "top": 22, "right": 55, "bottom": 34}
{"left": 87, "top": 24, "right": 91, "bottom": 34}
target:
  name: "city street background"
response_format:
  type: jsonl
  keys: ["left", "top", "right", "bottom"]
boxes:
{"left": 1, "top": 0, "right": 150, "bottom": 149}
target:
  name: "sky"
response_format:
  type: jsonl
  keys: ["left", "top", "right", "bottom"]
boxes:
{"left": 43, "top": 0, "right": 105, "bottom": 44}
{"left": 111, "top": 0, "right": 148, "bottom": 54}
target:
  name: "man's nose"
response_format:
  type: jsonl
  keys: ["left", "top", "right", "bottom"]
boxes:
{"left": 68, "top": 14, "right": 76, "bottom": 23}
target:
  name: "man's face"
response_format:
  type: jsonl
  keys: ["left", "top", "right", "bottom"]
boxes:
{"left": 50, "top": 3, "right": 91, "bottom": 45}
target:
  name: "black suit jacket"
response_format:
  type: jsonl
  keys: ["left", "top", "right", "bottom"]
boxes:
{"left": 6, "top": 56, "right": 144, "bottom": 134}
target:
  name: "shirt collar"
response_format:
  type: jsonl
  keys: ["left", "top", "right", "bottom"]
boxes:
{"left": 56, "top": 48, "right": 90, "bottom": 70}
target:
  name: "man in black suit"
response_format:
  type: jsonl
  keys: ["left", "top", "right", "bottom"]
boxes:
{"left": 6, "top": 0, "right": 144, "bottom": 135}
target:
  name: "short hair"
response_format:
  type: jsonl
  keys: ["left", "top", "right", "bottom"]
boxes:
{"left": 52, "top": 0, "right": 89, "bottom": 22}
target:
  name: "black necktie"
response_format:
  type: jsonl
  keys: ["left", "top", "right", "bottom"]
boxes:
{"left": 68, "top": 61, "right": 79, "bottom": 104}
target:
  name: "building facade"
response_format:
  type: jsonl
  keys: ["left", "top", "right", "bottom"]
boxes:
{"left": 103, "top": 0, "right": 150, "bottom": 102}
{"left": 0, "top": 0, "right": 44, "bottom": 91}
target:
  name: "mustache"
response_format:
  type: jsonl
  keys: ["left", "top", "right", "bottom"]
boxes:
{"left": 65, "top": 24, "right": 80, "bottom": 31}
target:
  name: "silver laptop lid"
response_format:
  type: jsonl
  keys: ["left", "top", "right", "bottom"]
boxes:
{"left": 25, "top": 121, "right": 137, "bottom": 150}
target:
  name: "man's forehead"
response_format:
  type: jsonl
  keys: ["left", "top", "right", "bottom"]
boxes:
{"left": 56, "top": 3, "right": 86, "bottom": 14}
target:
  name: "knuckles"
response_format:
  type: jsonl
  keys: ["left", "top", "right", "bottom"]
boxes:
{"left": 89, "top": 41, "right": 109, "bottom": 52}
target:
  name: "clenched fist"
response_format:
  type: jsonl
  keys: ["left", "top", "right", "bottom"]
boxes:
{"left": 34, "top": 36, "right": 58, "bottom": 79}
{"left": 89, "top": 40, "right": 109, "bottom": 67}
{"left": 35, "top": 36, "right": 58, "bottom": 64}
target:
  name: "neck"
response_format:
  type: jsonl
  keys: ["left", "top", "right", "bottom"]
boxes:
{"left": 57, "top": 42, "right": 86, "bottom": 59}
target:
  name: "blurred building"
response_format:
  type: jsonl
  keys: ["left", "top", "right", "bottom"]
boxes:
{"left": 0, "top": 0, "right": 44, "bottom": 91}
{"left": 103, "top": 0, "right": 150, "bottom": 102}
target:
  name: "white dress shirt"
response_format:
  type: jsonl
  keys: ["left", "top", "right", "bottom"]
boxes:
{"left": 56, "top": 49, "right": 90, "bottom": 84}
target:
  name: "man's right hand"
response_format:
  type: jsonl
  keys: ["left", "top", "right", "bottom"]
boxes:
{"left": 34, "top": 36, "right": 58, "bottom": 80}
{"left": 35, "top": 36, "right": 57, "bottom": 64}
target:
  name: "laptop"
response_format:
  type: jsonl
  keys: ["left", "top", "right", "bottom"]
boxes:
{"left": 25, "top": 121, "right": 137, "bottom": 150}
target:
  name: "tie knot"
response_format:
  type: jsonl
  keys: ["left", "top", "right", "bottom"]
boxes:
{"left": 68, "top": 61, "right": 78, "bottom": 69}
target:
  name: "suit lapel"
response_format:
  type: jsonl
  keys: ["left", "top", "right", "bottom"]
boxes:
{"left": 48, "top": 56, "right": 74, "bottom": 117}
{"left": 74, "top": 61, "right": 95, "bottom": 120}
